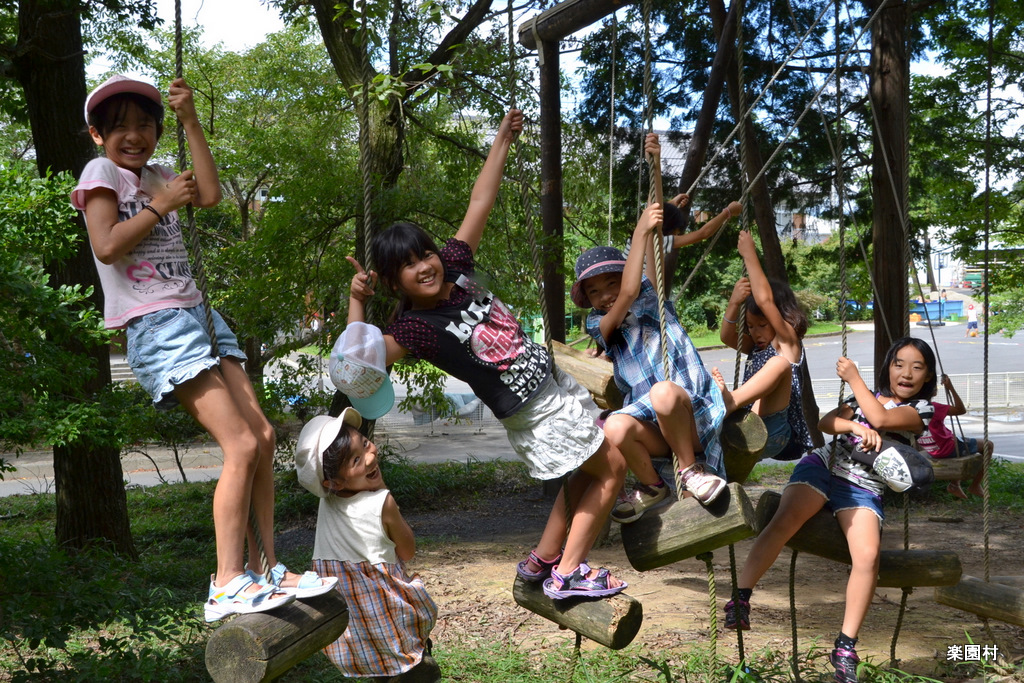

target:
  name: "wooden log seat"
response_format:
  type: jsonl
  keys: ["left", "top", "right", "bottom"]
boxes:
{"left": 551, "top": 340, "right": 622, "bottom": 411}
{"left": 935, "top": 576, "right": 1024, "bottom": 627}
{"left": 512, "top": 576, "right": 643, "bottom": 649}
{"left": 754, "top": 490, "right": 962, "bottom": 587}
{"left": 621, "top": 482, "right": 757, "bottom": 572}
{"left": 721, "top": 411, "right": 768, "bottom": 484}
{"left": 926, "top": 453, "right": 983, "bottom": 482}
{"left": 206, "top": 589, "right": 349, "bottom": 683}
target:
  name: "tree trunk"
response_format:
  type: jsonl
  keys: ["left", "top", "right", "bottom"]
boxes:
{"left": 866, "top": 0, "right": 910, "bottom": 368}
{"left": 709, "top": 0, "right": 786, "bottom": 282}
{"left": 14, "top": 0, "right": 136, "bottom": 557}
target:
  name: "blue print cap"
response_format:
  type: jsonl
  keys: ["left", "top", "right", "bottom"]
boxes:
{"left": 571, "top": 246, "right": 627, "bottom": 308}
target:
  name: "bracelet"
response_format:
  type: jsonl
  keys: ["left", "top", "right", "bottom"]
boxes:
{"left": 723, "top": 316, "right": 738, "bottom": 324}
{"left": 142, "top": 204, "right": 162, "bottom": 221}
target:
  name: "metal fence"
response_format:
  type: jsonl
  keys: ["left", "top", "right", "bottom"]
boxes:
{"left": 809, "top": 372, "right": 1024, "bottom": 412}
{"left": 376, "top": 372, "right": 1024, "bottom": 440}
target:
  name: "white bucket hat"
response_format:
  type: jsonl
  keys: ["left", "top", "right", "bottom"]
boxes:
{"left": 294, "top": 407, "right": 363, "bottom": 498}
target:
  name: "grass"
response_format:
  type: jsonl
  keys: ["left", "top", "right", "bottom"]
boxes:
{"left": 2, "top": 456, "right": 1022, "bottom": 681}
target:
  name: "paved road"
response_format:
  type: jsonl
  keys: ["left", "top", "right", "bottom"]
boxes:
{"left": 3, "top": 322, "right": 1020, "bottom": 497}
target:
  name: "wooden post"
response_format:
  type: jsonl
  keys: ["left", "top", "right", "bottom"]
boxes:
{"left": 755, "top": 491, "right": 962, "bottom": 587}
{"left": 205, "top": 590, "right": 348, "bottom": 683}
{"left": 935, "top": 576, "right": 1024, "bottom": 627}
{"left": 512, "top": 577, "right": 643, "bottom": 649}
{"left": 621, "top": 482, "right": 757, "bottom": 572}
{"left": 538, "top": 39, "right": 566, "bottom": 343}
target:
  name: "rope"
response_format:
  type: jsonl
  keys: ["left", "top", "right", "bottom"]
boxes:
{"left": 356, "top": 0, "right": 374, "bottom": 270}
{"left": 699, "top": 552, "right": 719, "bottom": 659}
{"left": 607, "top": 13, "right": 617, "bottom": 245}
{"left": 174, "top": 0, "right": 270, "bottom": 582}
{"left": 789, "top": 550, "right": 801, "bottom": 682}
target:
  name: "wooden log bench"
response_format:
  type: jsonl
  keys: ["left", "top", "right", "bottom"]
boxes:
{"left": 552, "top": 340, "right": 622, "bottom": 411}
{"left": 926, "top": 453, "right": 984, "bottom": 481}
{"left": 206, "top": 590, "right": 348, "bottom": 683}
{"left": 935, "top": 576, "right": 1024, "bottom": 627}
{"left": 721, "top": 411, "right": 768, "bottom": 484}
{"left": 754, "top": 490, "right": 962, "bottom": 587}
{"left": 621, "top": 482, "right": 757, "bottom": 572}
{"left": 512, "top": 576, "right": 643, "bottom": 650}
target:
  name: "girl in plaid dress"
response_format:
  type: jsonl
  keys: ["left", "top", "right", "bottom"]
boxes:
{"left": 295, "top": 408, "right": 438, "bottom": 679}
{"left": 573, "top": 192, "right": 742, "bottom": 522}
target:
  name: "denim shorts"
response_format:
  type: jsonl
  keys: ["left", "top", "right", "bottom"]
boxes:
{"left": 956, "top": 437, "right": 979, "bottom": 455}
{"left": 126, "top": 304, "right": 247, "bottom": 409}
{"left": 761, "top": 409, "right": 793, "bottom": 459}
{"left": 786, "top": 454, "right": 884, "bottom": 524}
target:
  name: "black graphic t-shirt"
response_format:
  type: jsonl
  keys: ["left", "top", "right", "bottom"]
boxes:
{"left": 385, "top": 239, "right": 551, "bottom": 419}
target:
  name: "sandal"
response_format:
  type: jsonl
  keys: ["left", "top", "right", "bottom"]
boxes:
{"left": 268, "top": 562, "right": 338, "bottom": 599}
{"left": 516, "top": 550, "right": 562, "bottom": 583}
{"left": 204, "top": 572, "right": 295, "bottom": 623}
{"left": 542, "top": 562, "right": 627, "bottom": 600}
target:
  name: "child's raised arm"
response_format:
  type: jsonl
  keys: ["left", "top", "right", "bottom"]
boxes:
{"left": 454, "top": 108, "right": 524, "bottom": 253}
{"left": 167, "top": 78, "right": 221, "bottom": 208}
{"left": 669, "top": 200, "right": 741, "bottom": 251}
{"left": 598, "top": 203, "right": 662, "bottom": 342}
{"left": 737, "top": 230, "right": 800, "bottom": 361}
{"left": 345, "top": 255, "right": 408, "bottom": 365}
{"left": 381, "top": 492, "right": 416, "bottom": 563}
{"left": 720, "top": 276, "right": 752, "bottom": 352}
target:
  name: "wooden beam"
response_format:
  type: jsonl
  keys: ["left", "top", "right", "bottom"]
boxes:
{"left": 755, "top": 491, "right": 962, "bottom": 587}
{"left": 206, "top": 590, "right": 348, "bottom": 683}
{"left": 935, "top": 576, "right": 1024, "bottom": 627}
{"left": 621, "top": 482, "right": 757, "bottom": 572}
{"left": 518, "top": 0, "right": 636, "bottom": 50}
{"left": 512, "top": 577, "right": 643, "bottom": 649}
{"left": 538, "top": 39, "right": 566, "bottom": 342}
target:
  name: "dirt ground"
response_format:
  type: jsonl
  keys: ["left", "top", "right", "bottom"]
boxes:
{"left": 277, "top": 472, "right": 1024, "bottom": 681}
{"left": 394, "top": 478, "right": 1024, "bottom": 681}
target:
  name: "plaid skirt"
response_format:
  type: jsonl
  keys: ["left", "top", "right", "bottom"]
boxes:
{"left": 313, "top": 559, "right": 437, "bottom": 677}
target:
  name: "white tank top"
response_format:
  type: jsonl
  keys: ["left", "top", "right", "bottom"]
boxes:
{"left": 313, "top": 488, "right": 397, "bottom": 564}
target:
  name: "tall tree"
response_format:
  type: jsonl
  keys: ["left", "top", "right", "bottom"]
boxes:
{"left": 5, "top": 0, "right": 160, "bottom": 555}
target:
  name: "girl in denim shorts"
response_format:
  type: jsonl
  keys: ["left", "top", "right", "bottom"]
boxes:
{"left": 713, "top": 230, "right": 816, "bottom": 461}
{"left": 722, "top": 337, "right": 937, "bottom": 683}
{"left": 73, "top": 75, "right": 335, "bottom": 621}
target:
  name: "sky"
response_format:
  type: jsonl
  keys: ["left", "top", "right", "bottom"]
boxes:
{"left": 87, "top": 0, "right": 285, "bottom": 77}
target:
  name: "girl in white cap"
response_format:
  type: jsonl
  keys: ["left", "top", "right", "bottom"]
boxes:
{"left": 71, "top": 75, "right": 334, "bottom": 621}
{"left": 295, "top": 408, "right": 438, "bottom": 679}
{"left": 346, "top": 109, "right": 630, "bottom": 601}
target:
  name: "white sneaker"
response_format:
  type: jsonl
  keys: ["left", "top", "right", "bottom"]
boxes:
{"left": 679, "top": 463, "right": 727, "bottom": 505}
{"left": 204, "top": 573, "right": 295, "bottom": 623}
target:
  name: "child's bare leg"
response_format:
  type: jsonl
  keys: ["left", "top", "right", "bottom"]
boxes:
{"left": 967, "top": 440, "right": 993, "bottom": 497}
{"left": 603, "top": 414, "right": 666, "bottom": 487}
{"left": 647, "top": 381, "right": 701, "bottom": 468}
{"left": 737, "top": 483, "right": 824, "bottom": 589}
{"left": 836, "top": 508, "right": 881, "bottom": 639}
{"left": 531, "top": 470, "right": 593, "bottom": 566}
{"left": 556, "top": 440, "right": 627, "bottom": 584}
{"left": 712, "top": 358, "right": 791, "bottom": 416}
{"left": 947, "top": 481, "right": 968, "bottom": 500}
{"left": 175, "top": 368, "right": 263, "bottom": 593}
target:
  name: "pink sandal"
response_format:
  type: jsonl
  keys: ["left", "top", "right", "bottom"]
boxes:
{"left": 516, "top": 550, "right": 561, "bottom": 583}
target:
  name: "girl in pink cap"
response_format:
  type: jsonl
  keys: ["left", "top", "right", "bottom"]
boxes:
{"left": 72, "top": 75, "right": 334, "bottom": 621}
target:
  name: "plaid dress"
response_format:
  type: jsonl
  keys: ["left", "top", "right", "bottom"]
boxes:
{"left": 586, "top": 277, "right": 726, "bottom": 475}
{"left": 312, "top": 489, "right": 437, "bottom": 677}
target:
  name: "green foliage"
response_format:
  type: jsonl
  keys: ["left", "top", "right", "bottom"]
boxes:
{"left": 0, "top": 165, "right": 116, "bottom": 465}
